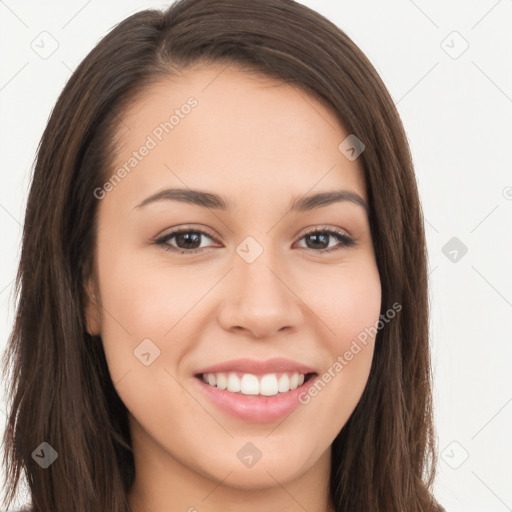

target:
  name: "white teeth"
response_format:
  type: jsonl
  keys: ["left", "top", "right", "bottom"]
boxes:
{"left": 201, "top": 371, "right": 308, "bottom": 395}
{"left": 260, "top": 374, "right": 279, "bottom": 396}
{"left": 216, "top": 372, "right": 227, "bottom": 390}
{"left": 278, "top": 373, "right": 290, "bottom": 392}
{"left": 227, "top": 372, "right": 241, "bottom": 392}
{"left": 240, "top": 374, "right": 259, "bottom": 395}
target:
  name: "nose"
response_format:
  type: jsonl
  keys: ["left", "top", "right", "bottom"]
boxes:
{"left": 217, "top": 249, "right": 304, "bottom": 339}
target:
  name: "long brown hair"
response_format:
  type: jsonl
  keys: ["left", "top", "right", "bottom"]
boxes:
{"left": 1, "top": 1, "right": 441, "bottom": 510}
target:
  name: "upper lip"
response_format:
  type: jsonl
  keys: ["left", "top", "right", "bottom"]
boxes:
{"left": 195, "top": 357, "right": 317, "bottom": 376}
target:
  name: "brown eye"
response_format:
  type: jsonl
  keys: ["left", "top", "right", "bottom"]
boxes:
{"left": 296, "top": 227, "right": 356, "bottom": 253}
{"left": 155, "top": 229, "right": 218, "bottom": 254}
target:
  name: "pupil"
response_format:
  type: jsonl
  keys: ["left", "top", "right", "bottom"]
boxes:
{"left": 307, "top": 233, "right": 328, "bottom": 249}
{"left": 177, "top": 232, "right": 201, "bottom": 249}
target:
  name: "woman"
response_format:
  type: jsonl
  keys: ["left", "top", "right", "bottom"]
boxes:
{"left": 1, "top": 0, "right": 444, "bottom": 510}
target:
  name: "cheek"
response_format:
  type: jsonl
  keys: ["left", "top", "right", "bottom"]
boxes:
{"left": 307, "top": 258, "right": 382, "bottom": 349}
{"left": 95, "top": 245, "right": 208, "bottom": 381}
{"left": 97, "top": 246, "right": 209, "bottom": 336}
{"left": 302, "top": 260, "right": 381, "bottom": 408}
{"left": 95, "top": 254, "right": 206, "bottom": 426}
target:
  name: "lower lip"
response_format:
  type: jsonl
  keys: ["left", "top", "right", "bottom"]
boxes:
{"left": 194, "top": 375, "right": 318, "bottom": 423}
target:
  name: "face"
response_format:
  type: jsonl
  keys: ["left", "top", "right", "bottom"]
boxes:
{"left": 86, "top": 64, "right": 381, "bottom": 497}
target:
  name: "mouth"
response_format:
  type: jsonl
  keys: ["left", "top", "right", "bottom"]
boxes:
{"left": 192, "top": 358, "right": 319, "bottom": 423}
{"left": 195, "top": 371, "right": 317, "bottom": 396}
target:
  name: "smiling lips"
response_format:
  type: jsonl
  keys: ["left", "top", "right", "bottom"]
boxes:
{"left": 194, "top": 357, "right": 318, "bottom": 422}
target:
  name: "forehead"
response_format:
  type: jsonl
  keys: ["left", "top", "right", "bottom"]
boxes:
{"left": 106, "top": 63, "right": 367, "bottom": 211}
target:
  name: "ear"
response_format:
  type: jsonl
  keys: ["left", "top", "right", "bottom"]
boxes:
{"left": 84, "top": 279, "right": 101, "bottom": 336}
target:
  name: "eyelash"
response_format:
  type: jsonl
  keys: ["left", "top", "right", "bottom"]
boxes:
{"left": 153, "top": 225, "right": 356, "bottom": 255}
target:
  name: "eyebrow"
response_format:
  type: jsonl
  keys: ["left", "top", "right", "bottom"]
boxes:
{"left": 134, "top": 187, "right": 368, "bottom": 213}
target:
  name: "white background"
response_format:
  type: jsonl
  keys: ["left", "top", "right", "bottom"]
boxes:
{"left": 1, "top": 1, "right": 511, "bottom": 511}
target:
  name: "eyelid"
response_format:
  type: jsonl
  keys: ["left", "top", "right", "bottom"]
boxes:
{"left": 156, "top": 224, "right": 217, "bottom": 240}
{"left": 299, "top": 224, "right": 351, "bottom": 238}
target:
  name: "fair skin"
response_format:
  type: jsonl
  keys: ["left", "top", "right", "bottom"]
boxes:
{"left": 85, "top": 63, "right": 381, "bottom": 512}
